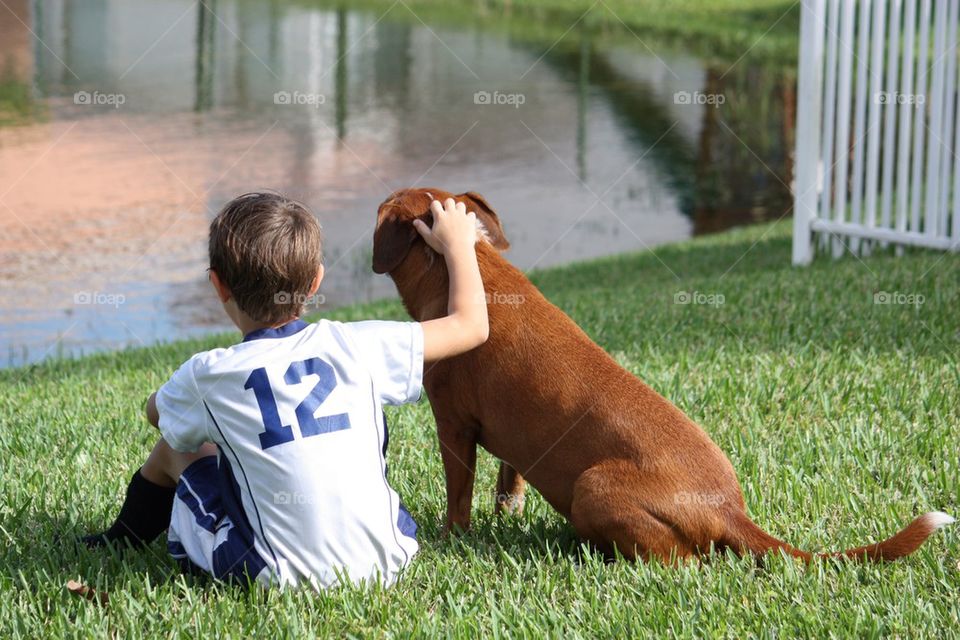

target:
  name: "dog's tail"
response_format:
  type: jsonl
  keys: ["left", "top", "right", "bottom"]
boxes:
{"left": 725, "top": 510, "right": 955, "bottom": 562}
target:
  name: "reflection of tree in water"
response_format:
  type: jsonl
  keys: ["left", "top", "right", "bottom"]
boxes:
{"left": 374, "top": 20, "right": 414, "bottom": 111}
{"left": 692, "top": 66, "right": 794, "bottom": 235}
{"left": 542, "top": 41, "right": 697, "bottom": 215}
{"left": 542, "top": 32, "right": 794, "bottom": 236}
{"left": 334, "top": 8, "right": 348, "bottom": 142}
{"left": 194, "top": 0, "right": 216, "bottom": 112}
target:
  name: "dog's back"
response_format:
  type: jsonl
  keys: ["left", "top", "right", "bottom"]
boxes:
{"left": 429, "top": 247, "right": 740, "bottom": 519}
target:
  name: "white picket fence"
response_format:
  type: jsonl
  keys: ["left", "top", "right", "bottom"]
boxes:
{"left": 793, "top": 0, "right": 960, "bottom": 264}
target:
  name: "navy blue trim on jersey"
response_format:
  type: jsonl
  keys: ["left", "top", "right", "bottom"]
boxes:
{"left": 372, "top": 388, "right": 413, "bottom": 565}
{"left": 380, "top": 410, "right": 416, "bottom": 541}
{"left": 176, "top": 458, "right": 220, "bottom": 534}
{"left": 212, "top": 453, "right": 268, "bottom": 583}
{"left": 205, "top": 402, "right": 282, "bottom": 578}
{"left": 381, "top": 411, "right": 389, "bottom": 465}
{"left": 174, "top": 454, "right": 268, "bottom": 584}
{"left": 397, "top": 503, "right": 417, "bottom": 540}
{"left": 243, "top": 318, "right": 309, "bottom": 343}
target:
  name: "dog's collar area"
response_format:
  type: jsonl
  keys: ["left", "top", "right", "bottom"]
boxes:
{"left": 243, "top": 318, "right": 309, "bottom": 342}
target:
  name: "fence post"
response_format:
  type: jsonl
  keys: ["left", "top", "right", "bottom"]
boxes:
{"left": 793, "top": 0, "right": 826, "bottom": 265}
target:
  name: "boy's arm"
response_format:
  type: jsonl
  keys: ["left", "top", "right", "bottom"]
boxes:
{"left": 416, "top": 198, "right": 490, "bottom": 362}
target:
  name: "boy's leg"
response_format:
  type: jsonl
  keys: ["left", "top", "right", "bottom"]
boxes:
{"left": 82, "top": 438, "right": 217, "bottom": 549}
{"left": 140, "top": 437, "right": 219, "bottom": 489}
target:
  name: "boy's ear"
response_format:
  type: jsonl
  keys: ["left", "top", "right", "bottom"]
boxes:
{"left": 309, "top": 265, "right": 325, "bottom": 295}
{"left": 372, "top": 216, "right": 420, "bottom": 274}
{"left": 208, "top": 269, "right": 232, "bottom": 303}
{"left": 458, "top": 191, "right": 510, "bottom": 251}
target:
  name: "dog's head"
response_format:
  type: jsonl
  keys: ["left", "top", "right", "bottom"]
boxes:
{"left": 373, "top": 187, "right": 510, "bottom": 275}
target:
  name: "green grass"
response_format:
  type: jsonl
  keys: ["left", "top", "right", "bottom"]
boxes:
{"left": 1, "top": 221, "right": 958, "bottom": 638}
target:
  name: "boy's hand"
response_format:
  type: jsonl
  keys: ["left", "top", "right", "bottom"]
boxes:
{"left": 413, "top": 198, "right": 477, "bottom": 255}
{"left": 418, "top": 197, "right": 489, "bottom": 362}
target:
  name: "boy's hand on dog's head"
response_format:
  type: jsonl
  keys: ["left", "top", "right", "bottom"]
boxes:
{"left": 414, "top": 198, "right": 477, "bottom": 256}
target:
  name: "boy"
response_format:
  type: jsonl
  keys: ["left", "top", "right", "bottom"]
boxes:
{"left": 82, "top": 192, "right": 488, "bottom": 589}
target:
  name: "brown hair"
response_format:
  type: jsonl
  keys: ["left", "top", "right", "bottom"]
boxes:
{"left": 209, "top": 192, "right": 322, "bottom": 324}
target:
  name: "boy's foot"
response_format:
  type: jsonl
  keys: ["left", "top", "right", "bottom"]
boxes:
{"left": 79, "top": 532, "right": 112, "bottom": 549}
{"left": 79, "top": 531, "right": 138, "bottom": 549}
{"left": 80, "top": 469, "right": 176, "bottom": 550}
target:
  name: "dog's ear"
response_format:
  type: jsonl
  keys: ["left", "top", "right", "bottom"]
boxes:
{"left": 460, "top": 191, "right": 510, "bottom": 251}
{"left": 372, "top": 216, "right": 419, "bottom": 274}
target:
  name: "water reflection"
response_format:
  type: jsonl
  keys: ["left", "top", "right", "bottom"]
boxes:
{"left": 0, "top": 0, "right": 793, "bottom": 366}
{"left": 195, "top": 0, "right": 216, "bottom": 112}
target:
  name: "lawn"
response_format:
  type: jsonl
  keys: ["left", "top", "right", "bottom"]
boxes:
{"left": 1, "top": 220, "right": 958, "bottom": 637}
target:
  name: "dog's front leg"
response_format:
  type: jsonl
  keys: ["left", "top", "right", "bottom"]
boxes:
{"left": 495, "top": 462, "right": 526, "bottom": 516}
{"left": 437, "top": 420, "right": 478, "bottom": 534}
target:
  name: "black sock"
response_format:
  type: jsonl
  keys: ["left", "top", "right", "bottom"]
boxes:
{"left": 82, "top": 469, "right": 176, "bottom": 549}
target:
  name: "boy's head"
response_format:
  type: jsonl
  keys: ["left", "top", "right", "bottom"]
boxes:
{"left": 209, "top": 192, "right": 323, "bottom": 326}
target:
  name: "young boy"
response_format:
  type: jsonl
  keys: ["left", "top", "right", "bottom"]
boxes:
{"left": 82, "top": 192, "right": 488, "bottom": 589}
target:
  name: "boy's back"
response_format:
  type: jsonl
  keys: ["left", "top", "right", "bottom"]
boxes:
{"left": 160, "top": 318, "right": 422, "bottom": 588}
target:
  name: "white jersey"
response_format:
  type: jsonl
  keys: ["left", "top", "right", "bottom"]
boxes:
{"left": 156, "top": 318, "right": 423, "bottom": 589}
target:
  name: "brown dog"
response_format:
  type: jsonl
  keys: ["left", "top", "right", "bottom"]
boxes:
{"left": 373, "top": 187, "right": 954, "bottom": 563}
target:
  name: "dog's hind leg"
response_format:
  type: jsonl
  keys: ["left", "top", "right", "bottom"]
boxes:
{"left": 494, "top": 462, "right": 526, "bottom": 516}
{"left": 569, "top": 460, "right": 694, "bottom": 563}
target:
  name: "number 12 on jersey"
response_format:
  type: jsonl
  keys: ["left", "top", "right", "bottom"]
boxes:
{"left": 244, "top": 357, "right": 351, "bottom": 450}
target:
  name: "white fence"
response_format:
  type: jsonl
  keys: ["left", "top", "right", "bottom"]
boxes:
{"left": 793, "top": 0, "right": 960, "bottom": 264}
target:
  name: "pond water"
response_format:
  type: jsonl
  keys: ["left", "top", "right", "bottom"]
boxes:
{"left": 0, "top": 0, "right": 795, "bottom": 367}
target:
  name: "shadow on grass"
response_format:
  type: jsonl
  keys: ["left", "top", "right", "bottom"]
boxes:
{"left": 1, "top": 517, "right": 187, "bottom": 592}
{"left": 427, "top": 514, "right": 585, "bottom": 564}
{"left": 2, "top": 513, "right": 582, "bottom": 594}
